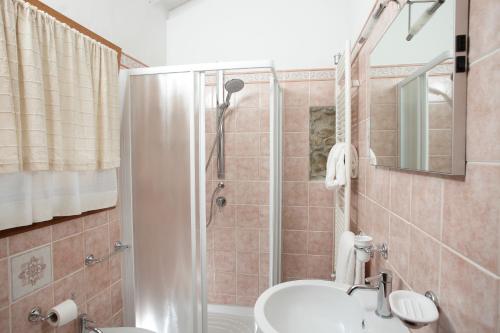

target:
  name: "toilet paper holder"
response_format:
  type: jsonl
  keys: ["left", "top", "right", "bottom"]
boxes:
{"left": 28, "top": 293, "right": 77, "bottom": 323}
{"left": 28, "top": 306, "right": 56, "bottom": 322}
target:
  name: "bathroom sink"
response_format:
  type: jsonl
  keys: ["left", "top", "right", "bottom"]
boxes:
{"left": 101, "top": 328, "right": 155, "bottom": 333}
{"left": 254, "top": 280, "right": 408, "bottom": 333}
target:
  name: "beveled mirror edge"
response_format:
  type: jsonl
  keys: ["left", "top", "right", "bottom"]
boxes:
{"left": 367, "top": 0, "right": 470, "bottom": 176}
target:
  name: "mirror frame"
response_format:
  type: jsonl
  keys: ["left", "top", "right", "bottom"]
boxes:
{"left": 368, "top": 0, "right": 469, "bottom": 175}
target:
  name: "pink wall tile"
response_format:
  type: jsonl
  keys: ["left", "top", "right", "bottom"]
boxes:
{"left": 0, "top": 238, "right": 7, "bottom": 259}
{"left": 352, "top": 2, "right": 500, "bottom": 331}
{"left": 84, "top": 262, "right": 110, "bottom": 299}
{"left": 11, "top": 285, "right": 54, "bottom": 333}
{"left": 468, "top": 0, "right": 500, "bottom": 62}
{"left": 284, "top": 107, "right": 309, "bottom": 132}
{"left": 466, "top": 51, "right": 500, "bottom": 162}
{"left": 109, "top": 254, "right": 122, "bottom": 284}
{"left": 110, "top": 281, "right": 122, "bottom": 315}
{"left": 308, "top": 207, "right": 333, "bottom": 231}
{"left": 388, "top": 215, "right": 410, "bottom": 280}
{"left": 259, "top": 254, "right": 269, "bottom": 276}
{"left": 213, "top": 228, "right": 236, "bottom": 252}
{"left": 54, "top": 270, "right": 85, "bottom": 305}
{"left": 236, "top": 252, "right": 259, "bottom": 275}
{"left": 308, "top": 182, "right": 333, "bottom": 207}
{"left": 307, "top": 255, "right": 332, "bottom": 279}
{"left": 389, "top": 171, "right": 411, "bottom": 221}
{"left": 235, "top": 158, "right": 260, "bottom": 180}
{"left": 0, "top": 307, "right": 9, "bottom": 333}
{"left": 443, "top": 164, "right": 500, "bottom": 275}
{"left": 85, "top": 225, "right": 109, "bottom": 259}
{"left": 236, "top": 274, "right": 259, "bottom": 297}
{"left": 236, "top": 229, "right": 259, "bottom": 252}
{"left": 0, "top": 259, "right": 8, "bottom": 308}
{"left": 368, "top": 200, "right": 390, "bottom": 245}
{"left": 310, "top": 81, "right": 335, "bottom": 107}
{"left": 214, "top": 272, "right": 236, "bottom": 294}
{"left": 4, "top": 212, "right": 121, "bottom": 331}
{"left": 284, "top": 157, "right": 309, "bottom": 181}
{"left": 408, "top": 227, "right": 440, "bottom": 294}
{"left": 235, "top": 108, "right": 260, "bottom": 132}
{"left": 214, "top": 251, "right": 236, "bottom": 272}
{"left": 9, "top": 226, "right": 51, "bottom": 255}
{"left": 307, "top": 232, "right": 332, "bottom": 255}
{"left": 213, "top": 205, "right": 236, "bottom": 228}
{"left": 283, "top": 182, "right": 308, "bottom": 206}
{"left": 439, "top": 248, "right": 498, "bottom": 333}
{"left": 259, "top": 229, "right": 269, "bottom": 253}
{"left": 53, "top": 234, "right": 84, "bottom": 280}
{"left": 236, "top": 205, "right": 260, "bottom": 228}
{"left": 283, "top": 206, "right": 308, "bottom": 230}
{"left": 366, "top": 166, "right": 390, "bottom": 207}
{"left": 284, "top": 133, "right": 309, "bottom": 157}
{"left": 282, "top": 254, "right": 308, "bottom": 279}
{"left": 52, "top": 218, "right": 83, "bottom": 241}
{"left": 84, "top": 211, "right": 108, "bottom": 230}
{"left": 87, "top": 289, "right": 112, "bottom": 326}
{"left": 237, "top": 83, "right": 260, "bottom": 108}
{"left": 283, "top": 231, "right": 307, "bottom": 254}
{"left": 411, "top": 174, "right": 443, "bottom": 240}
{"left": 283, "top": 82, "right": 309, "bottom": 107}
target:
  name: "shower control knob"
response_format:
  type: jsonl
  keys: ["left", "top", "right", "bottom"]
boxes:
{"left": 216, "top": 196, "right": 227, "bottom": 208}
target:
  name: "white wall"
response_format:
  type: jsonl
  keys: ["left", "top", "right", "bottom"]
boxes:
{"left": 43, "top": 0, "right": 168, "bottom": 66}
{"left": 347, "top": 0, "right": 376, "bottom": 45}
{"left": 166, "top": 0, "right": 355, "bottom": 69}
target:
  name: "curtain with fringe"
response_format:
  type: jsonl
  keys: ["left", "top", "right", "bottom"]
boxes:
{"left": 0, "top": 0, "right": 120, "bottom": 230}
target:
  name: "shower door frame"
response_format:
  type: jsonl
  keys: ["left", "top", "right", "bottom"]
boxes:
{"left": 120, "top": 60, "right": 282, "bottom": 333}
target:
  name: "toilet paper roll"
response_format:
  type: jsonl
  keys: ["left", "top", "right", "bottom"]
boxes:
{"left": 46, "top": 299, "right": 78, "bottom": 327}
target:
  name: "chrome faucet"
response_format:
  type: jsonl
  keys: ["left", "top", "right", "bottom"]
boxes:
{"left": 347, "top": 269, "right": 393, "bottom": 318}
{"left": 80, "top": 314, "right": 104, "bottom": 333}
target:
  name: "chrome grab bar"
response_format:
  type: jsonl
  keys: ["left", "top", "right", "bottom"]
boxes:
{"left": 85, "top": 241, "right": 130, "bottom": 266}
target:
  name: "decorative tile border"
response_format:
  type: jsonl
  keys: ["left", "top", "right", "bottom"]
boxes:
{"left": 206, "top": 69, "right": 336, "bottom": 85}
{"left": 370, "top": 63, "right": 454, "bottom": 78}
{"left": 10, "top": 245, "right": 52, "bottom": 301}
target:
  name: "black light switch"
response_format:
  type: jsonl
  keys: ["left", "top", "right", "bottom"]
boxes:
{"left": 456, "top": 35, "right": 467, "bottom": 52}
{"left": 456, "top": 56, "right": 466, "bottom": 73}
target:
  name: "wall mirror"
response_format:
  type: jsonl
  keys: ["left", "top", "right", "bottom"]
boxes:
{"left": 369, "top": 0, "right": 468, "bottom": 175}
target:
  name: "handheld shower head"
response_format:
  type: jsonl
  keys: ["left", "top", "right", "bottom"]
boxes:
{"left": 224, "top": 79, "right": 245, "bottom": 105}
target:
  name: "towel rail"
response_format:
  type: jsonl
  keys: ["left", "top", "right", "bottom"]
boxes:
{"left": 85, "top": 241, "right": 130, "bottom": 266}
{"left": 334, "top": 40, "right": 352, "bottom": 273}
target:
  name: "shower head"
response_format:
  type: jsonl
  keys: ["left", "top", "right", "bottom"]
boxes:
{"left": 224, "top": 79, "right": 245, "bottom": 105}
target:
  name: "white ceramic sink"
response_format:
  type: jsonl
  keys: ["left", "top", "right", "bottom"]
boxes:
{"left": 255, "top": 280, "right": 409, "bottom": 333}
{"left": 102, "top": 328, "right": 155, "bottom": 333}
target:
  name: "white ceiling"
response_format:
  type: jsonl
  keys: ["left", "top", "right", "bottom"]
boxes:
{"left": 147, "top": 0, "right": 191, "bottom": 11}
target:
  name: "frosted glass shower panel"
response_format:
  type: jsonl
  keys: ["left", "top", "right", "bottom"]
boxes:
{"left": 129, "top": 72, "right": 198, "bottom": 333}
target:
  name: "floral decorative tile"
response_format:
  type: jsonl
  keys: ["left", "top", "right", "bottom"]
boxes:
{"left": 10, "top": 245, "right": 52, "bottom": 301}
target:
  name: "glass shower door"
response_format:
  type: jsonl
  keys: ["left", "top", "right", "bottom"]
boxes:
{"left": 126, "top": 72, "right": 202, "bottom": 333}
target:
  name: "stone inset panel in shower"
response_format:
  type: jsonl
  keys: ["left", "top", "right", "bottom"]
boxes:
{"left": 309, "top": 106, "right": 336, "bottom": 180}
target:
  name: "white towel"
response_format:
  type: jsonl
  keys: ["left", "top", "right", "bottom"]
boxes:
{"left": 335, "top": 231, "right": 356, "bottom": 285}
{"left": 325, "top": 143, "right": 359, "bottom": 190}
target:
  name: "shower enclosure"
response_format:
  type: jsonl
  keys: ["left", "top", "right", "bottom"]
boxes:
{"left": 119, "top": 61, "right": 283, "bottom": 333}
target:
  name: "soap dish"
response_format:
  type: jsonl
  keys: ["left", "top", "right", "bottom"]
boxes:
{"left": 389, "top": 290, "right": 439, "bottom": 329}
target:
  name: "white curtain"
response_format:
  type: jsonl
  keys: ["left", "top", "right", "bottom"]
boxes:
{"left": 0, "top": 169, "right": 118, "bottom": 230}
{"left": 0, "top": 0, "right": 120, "bottom": 173}
{"left": 0, "top": 0, "right": 120, "bottom": 230}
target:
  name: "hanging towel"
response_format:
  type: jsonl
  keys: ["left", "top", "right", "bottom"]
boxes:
{"left": 325, "top": 143, "right": 359, "bottom": 190}
{"left": 335, "top": 231, "right": 356, "bottom": 285}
